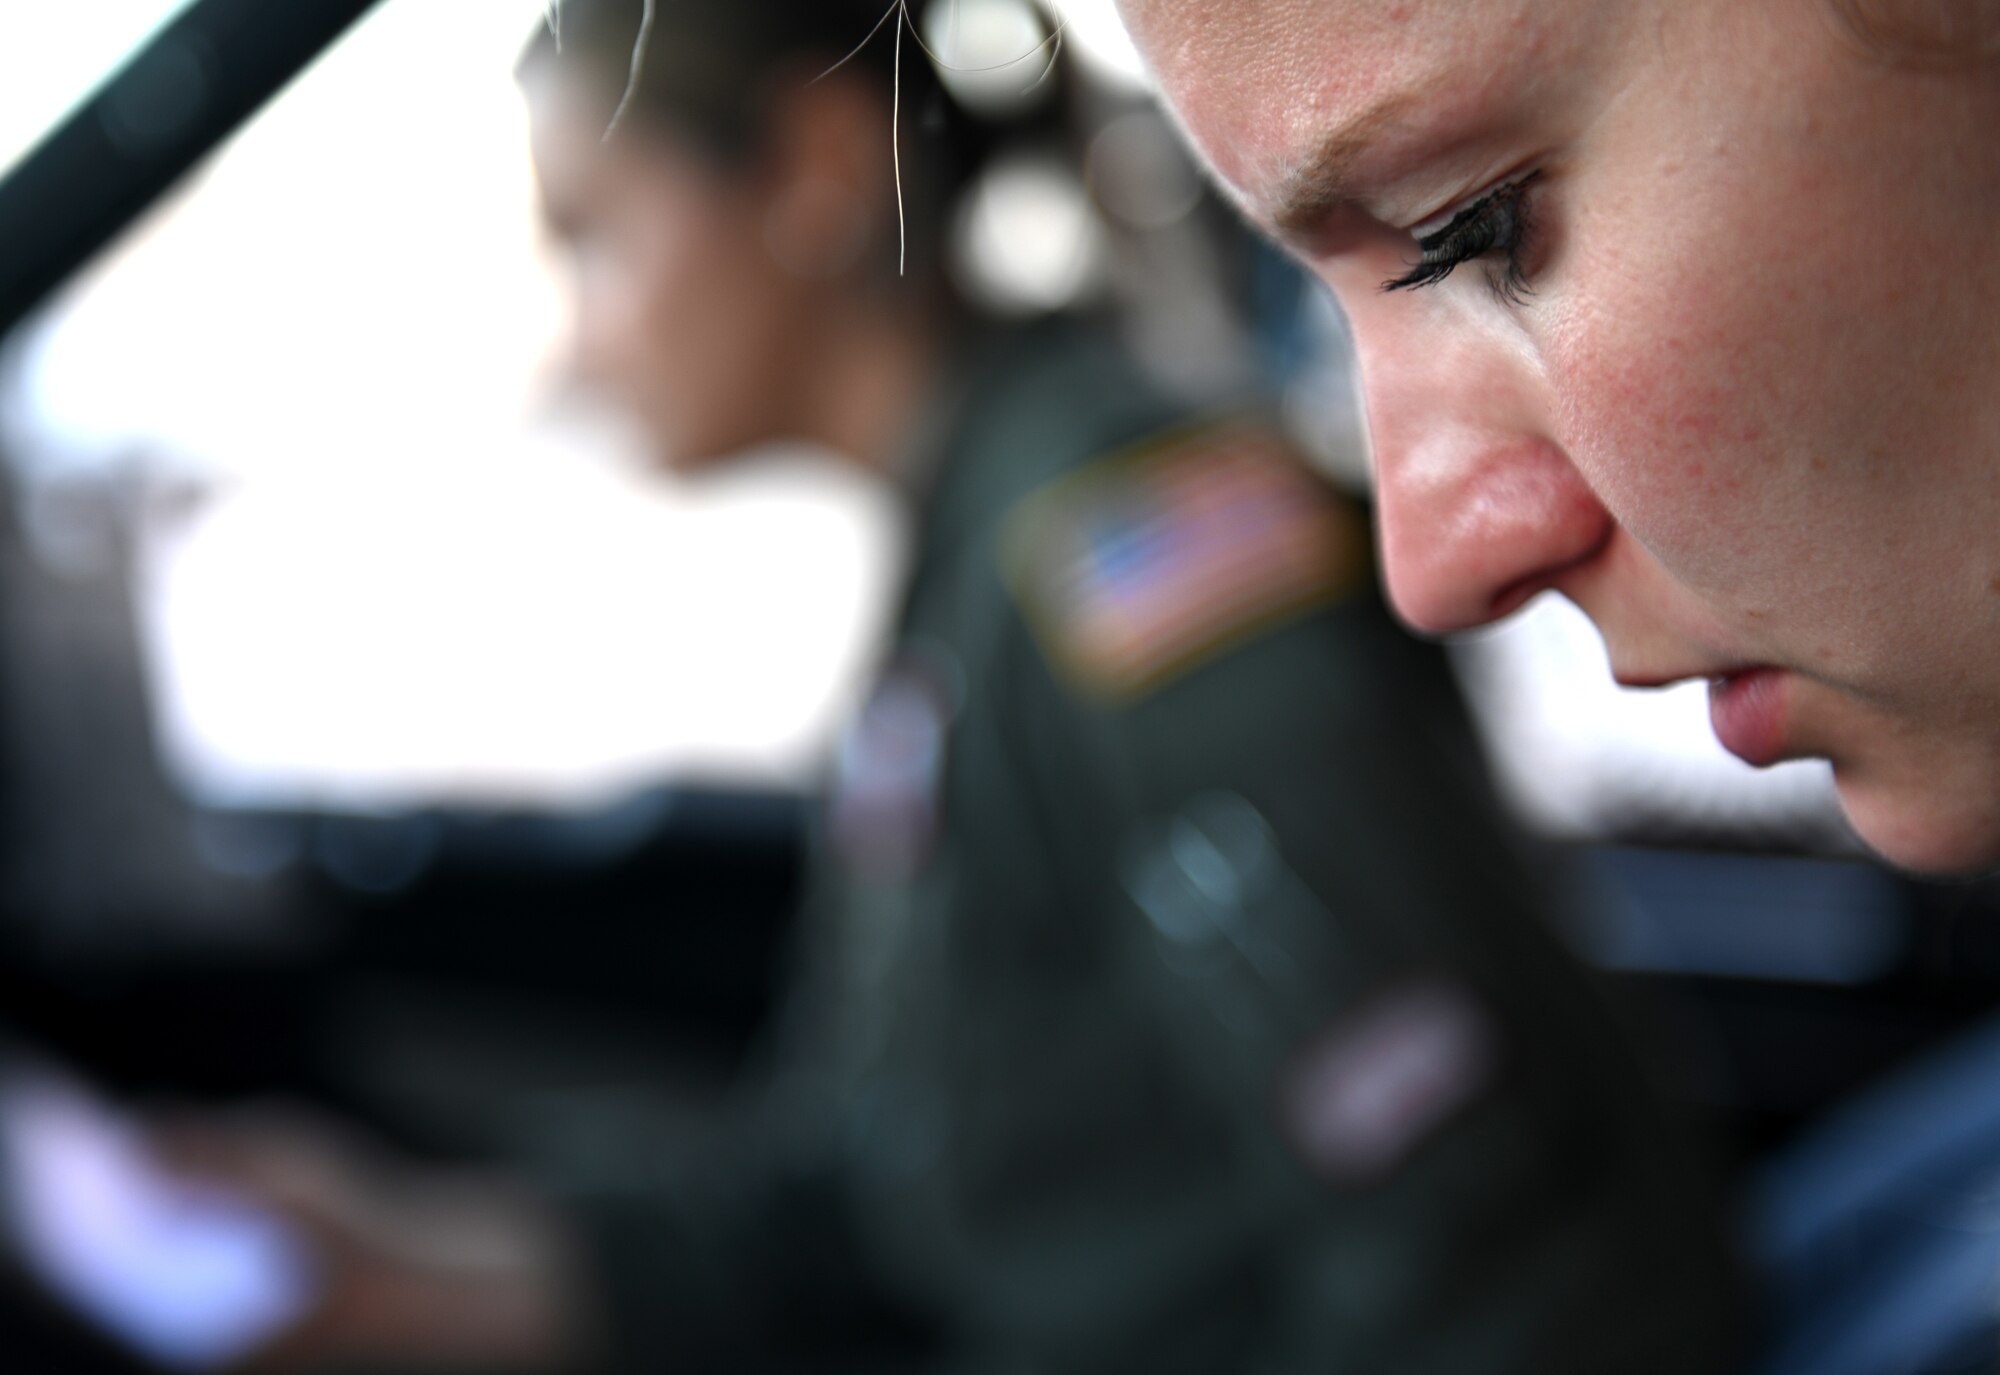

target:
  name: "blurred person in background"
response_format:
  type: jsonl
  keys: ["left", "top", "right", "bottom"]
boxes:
{"left": 162, "top": 1, "right": 1745, "bottom": 1371}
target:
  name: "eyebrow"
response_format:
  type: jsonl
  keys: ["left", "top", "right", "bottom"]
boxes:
{"left": 1267, "top": 88, "right": 1429, "bottom": 238}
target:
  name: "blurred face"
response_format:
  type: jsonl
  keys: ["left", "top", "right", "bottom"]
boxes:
{"left": 526, "top": 72, "right": 808, "bottom": 471}
{"left": 1120, "top": 0, "right": 2000, "bottom": 871}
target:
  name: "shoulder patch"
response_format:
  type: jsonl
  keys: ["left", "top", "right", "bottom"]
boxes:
{"left": 1001, "top": 418, "right": 1369, "bottom": 702}
{"left": 1279, "top": 978, "right": 1501, "bottom": 1186}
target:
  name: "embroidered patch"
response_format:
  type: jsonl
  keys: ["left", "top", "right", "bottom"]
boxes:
{"left": 829, "top": 652, "right": 959, "bottom": 884}
{"left": 1279, "top": 979, "right": 1499, "bottom": 1184}
{"left": 1003, "top": 419, "right": 1367, "bottom": 701}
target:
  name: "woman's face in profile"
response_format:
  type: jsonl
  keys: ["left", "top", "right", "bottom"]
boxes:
{"left": 525, "top": 70, "right": 810, "bottom": 472}
{"left": 1120, "top": 0, "right": 2000, "bottom": 871}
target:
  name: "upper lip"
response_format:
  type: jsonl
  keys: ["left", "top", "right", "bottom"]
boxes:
{"left": 1611, "top": 663, "right": 1762, "bottom": 691}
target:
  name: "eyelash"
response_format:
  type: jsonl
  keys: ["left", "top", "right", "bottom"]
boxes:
{"left": 1382, "top": 172, "right": 1541, "bottom": 304}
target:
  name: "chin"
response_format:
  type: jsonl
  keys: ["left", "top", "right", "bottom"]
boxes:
{"left": 1835, "top": 769, "right": 2000, "bottom": 877}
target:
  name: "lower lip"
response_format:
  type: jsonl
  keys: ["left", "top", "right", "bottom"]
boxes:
{"left": 1708, "top": 668, "right": 1789, "bottom": 766}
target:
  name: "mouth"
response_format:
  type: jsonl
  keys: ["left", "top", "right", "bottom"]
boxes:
{"left": 1706, "top": 667, "right": 1791, "bottom": 767}
{"left": 1609, "top": 662, "right": 1793, "bottom": 766}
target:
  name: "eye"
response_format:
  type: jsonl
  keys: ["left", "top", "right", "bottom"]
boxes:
{"left": 1383, "top": 172, "right": 1541, "bottom": 303}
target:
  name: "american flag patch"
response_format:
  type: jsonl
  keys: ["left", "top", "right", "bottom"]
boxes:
{"left": 1004, "top": 419, "right": 1366, "bottom": 700}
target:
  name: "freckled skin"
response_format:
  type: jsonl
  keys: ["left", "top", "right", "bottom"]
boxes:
{"left": 1120, "top": 0, "right": 2000, "bottom": 871}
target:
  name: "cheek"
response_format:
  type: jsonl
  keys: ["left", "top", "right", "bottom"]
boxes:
{"left": 1551, "top": 306, "right": 1772, "bottom": 576}
{"left": 630, "top": 219, "right": 747, "bottom": 373}
{"left": 1532, "top": 32, "right": 1975, "bottom": 631}
{"left": 642, "top": 222, "right": 802, "bottom": 453}
{"left": 1538, "top": 206, "right": 1849, "bottom": 612}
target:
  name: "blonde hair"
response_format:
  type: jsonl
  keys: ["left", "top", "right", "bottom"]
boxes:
{"left": 1827, "top": 0, "right": 2000, "bottom": 62}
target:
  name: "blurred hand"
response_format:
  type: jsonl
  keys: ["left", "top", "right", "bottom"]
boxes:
{"left": 152, "top": 1103, "right": 599, "bottom": 1373}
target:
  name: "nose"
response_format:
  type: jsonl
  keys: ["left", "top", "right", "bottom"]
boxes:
{"left": 1357, "top": 314, "right": 1613, "bottom": 635}
{"left": 565, "top": 297, "right": 614, "bottom": 392}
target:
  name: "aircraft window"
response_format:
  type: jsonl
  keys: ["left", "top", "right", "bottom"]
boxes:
{"left": 0, "top": 0, "right": 902, "bottom": 810}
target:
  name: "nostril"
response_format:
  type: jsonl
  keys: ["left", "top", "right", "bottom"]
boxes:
{"left": 1486, "top": 514, "right": 1615, "bottom": 622}
{"left": 1484, "top": 581, "right": 1545, "bottom": 625}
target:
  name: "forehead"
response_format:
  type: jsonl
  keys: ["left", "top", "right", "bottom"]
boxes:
{"left": 1121, "top": 0, "right": 1576, "bottom": 214}
{"left": 524, "top": 66, "right": 612, "bottom": 182}
{"left": 526, "top": 68, "right": 682, "bottom": 209}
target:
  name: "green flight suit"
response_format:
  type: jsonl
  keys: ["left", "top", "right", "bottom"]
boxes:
{"left": 561, "top": 319, "right": 1745, "bottom": 1374}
